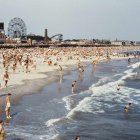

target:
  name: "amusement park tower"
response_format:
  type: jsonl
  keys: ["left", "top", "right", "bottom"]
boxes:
{"left": 44, "top": 29, "right": 49, "bottom": 43}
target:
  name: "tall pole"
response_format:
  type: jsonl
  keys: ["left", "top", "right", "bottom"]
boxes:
{"left": 44, "top": 29, "right": 48, "bottom": 44}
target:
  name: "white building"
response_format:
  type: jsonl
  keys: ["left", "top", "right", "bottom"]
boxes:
{"left": 111, "top": 41, "right": 122, "bottom": 46}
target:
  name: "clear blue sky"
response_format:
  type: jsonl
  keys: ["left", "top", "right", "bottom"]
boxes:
{"left": 0, "top": 0, "right": 140, "bottom": 40}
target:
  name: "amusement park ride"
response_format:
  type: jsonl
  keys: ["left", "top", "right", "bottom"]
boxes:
{"left": 50, "top": 34, "right": 63, "bottom": 42}
{"left": 5, "top": 17, "right": 63, "bottom": 44}
{"left": 7, "top": 17, "right": 27, "bottom": 38}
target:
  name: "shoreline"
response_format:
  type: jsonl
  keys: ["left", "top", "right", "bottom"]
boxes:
{"left": 0, "top": 46, "right": 138, "bottom": 118}
{"left": 0, "top": 61, "right": 88, "bottom": 116}
{"left": 0, "top": 56, "right": 135, "bottom": 109}
{"left": 3, "top": 55, "right": 140, "bottom": 140}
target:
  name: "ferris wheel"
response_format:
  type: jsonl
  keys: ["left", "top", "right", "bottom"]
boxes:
{"left": 7, "top": 17, "right": 27, "bottom": 38}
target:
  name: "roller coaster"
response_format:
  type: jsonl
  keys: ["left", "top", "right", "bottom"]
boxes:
{"left": 50, "top": 34, "right": 63, "bottom": 42}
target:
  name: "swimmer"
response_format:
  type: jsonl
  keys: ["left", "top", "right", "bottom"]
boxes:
{"left": 117, "top": 84, "right": 121, "bottom": 91}
{"left": 128, "top": 58, "right": 131, "bottom": 64}
{"left": 75, "top": 136, "right": 80, "bottom": 140}
{"left": 124, "top": 103, "right": 132, "bottom": 113}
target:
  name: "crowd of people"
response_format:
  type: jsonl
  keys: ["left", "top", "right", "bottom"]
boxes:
{"left": 0, "top": 45, "right": 140, "bottom": 139}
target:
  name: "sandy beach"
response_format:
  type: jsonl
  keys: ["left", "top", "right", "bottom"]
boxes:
{"left": 0, "top": 47, "right": 93, "bottom": 112}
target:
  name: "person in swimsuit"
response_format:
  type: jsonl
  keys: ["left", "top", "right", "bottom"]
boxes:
{"left": 128, "top": 58, "right": 131, "bottom": 65}
{"left": 117, "top": 84, "right": 121, "bottom": 91}
{"left": 25, "top": 55, "right": 29, "bottom": 73}
{"left": 72, "top": 80, "right": 76, "bottom": 94}
{"left": 0, "top": 120, "right": 5, "bottom": 140}
{"left": 124, "top": 103, "right": 132, "bottom": 113}
{"left": 59, "top": 65, "right": 63, "bottom": 79}
{"left": 75, "top": 135, "right": 80, "bottom": 140}
{"left": 3, "top": 71, "right": 9, "bottom": 87}
{"left": 33, "top": 60, "right": 37, "bottom": 70}
{"left": 5, "top": 93, "right": 12, "bottom": 119}
{"left": 12, "top": 62, "right": 16, "bottom": 73}
{"left": 92, "top": 60, "right": 97, "bottom": 72}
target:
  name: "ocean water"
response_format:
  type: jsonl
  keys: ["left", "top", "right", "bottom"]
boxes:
{"left": 4, "top": 58, "right": 140, "bottom": 140}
